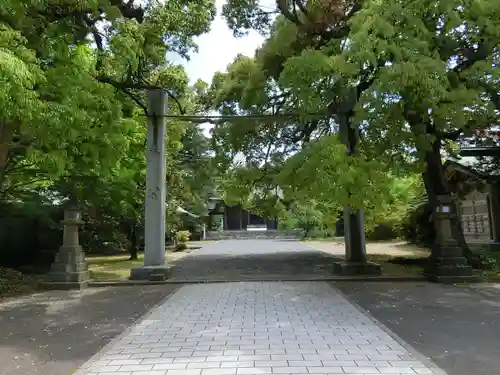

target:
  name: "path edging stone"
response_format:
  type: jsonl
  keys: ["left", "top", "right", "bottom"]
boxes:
{"left": 88, "top": 275, "right": 427, "bottom": 287}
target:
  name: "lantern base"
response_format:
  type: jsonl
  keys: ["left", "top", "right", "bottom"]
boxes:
{"left": 424, "top": 244, "right": 475, "bottom": 283}
{"left": 43, "top": 244, "right": 90, "bottom": 289}
{"left": 424, "top": 260, "right": 475, "bottom": 283}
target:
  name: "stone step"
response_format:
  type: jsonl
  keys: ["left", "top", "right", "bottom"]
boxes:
{"left": 206, "top": 230, "right": 303, "bottom": 240}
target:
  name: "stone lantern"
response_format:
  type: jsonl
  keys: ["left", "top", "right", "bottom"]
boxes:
{"left": 41, "top": 203, "right": 90, "bottom": 289}
{"left": 424, "top": 194, "right": 473, "bottom": 282}
{"left": 206, "top": 197, "right": 218, "bottom": 211}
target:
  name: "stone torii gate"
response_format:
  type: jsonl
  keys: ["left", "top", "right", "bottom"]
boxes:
{"left": 42, "top": 88, "right": 473, "bottom": 287}
{"left": 127, "top": 88, "right": 382, "bottom": 279}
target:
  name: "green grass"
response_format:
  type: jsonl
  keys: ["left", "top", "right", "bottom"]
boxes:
{"left": 86, "top": 253, "right": 146, "bottom": 280}
{"left": 302, "top": 237, "right": 344, "bottom": 242}
{"left": 371, "top": 249, "right": 500, "bottom": 280}
{"left": 472, "top": 250, "right": 500, "bottom": 282}
{"left": 304, "top": 239, "right": 429, "bottom": 277}
{"left": 85, "top": 241, "right": 213, "bottom": 280}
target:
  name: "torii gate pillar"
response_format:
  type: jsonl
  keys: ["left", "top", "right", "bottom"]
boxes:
{"left": 130, "top": 89, "right": 170, "bottom": 281}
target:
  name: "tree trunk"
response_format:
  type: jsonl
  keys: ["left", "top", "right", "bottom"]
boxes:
{"left": 422, "top": 144, "right": 473, "bottom": 259}
{"left": 0, "top": 122, "right": 15, "bottom": 189}
{"left": 129, "top": 221, "right": 138, "bottom": 260}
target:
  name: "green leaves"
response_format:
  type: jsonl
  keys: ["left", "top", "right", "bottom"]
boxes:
{"left": 0, "top": 0, "right": 218, "bottom": 227}
{"left": 222, "top": 0, "right": 273, "bottom": 36}
{"left": 206, "top": 0, "right": 500, "bottom": 243}
{"left": 0, "top": 25, "right": 42, "bottom": 123}
{"left": 279, "top": 49, "right": 334, "bottom": 113}
{"left": 279, "top": 134, "right": 390, "bottom": 210}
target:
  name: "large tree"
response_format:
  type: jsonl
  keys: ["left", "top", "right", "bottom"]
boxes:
{"left": 344, "top": 0, "right": 500, "bottom": 256}
{"left": 208, "top": 0, "right": 500, "bottom": 258}
{"left": 0, "top": 0, "right": 217, "bottom": 259}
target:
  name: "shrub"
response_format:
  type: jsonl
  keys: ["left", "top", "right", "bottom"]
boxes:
{"left": 175, "top": 230, "right": 191, "bottom": 244}
{"left": 400, "top": 193, "right": 435, "bottom": 246}
{"left": 304, "top": 228, "right": 332, "bottom": 239}
{"left": 366, "top": 223, "right": 398, "bottom": 241}
{"left": 277, "top": 211, "right": 298, "bottom": 230}
{"left": 0, "top": 267, "right": 23, "bottom": 295}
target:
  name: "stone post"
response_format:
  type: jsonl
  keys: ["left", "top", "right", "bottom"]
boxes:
{"left": 425, "top": 194, "right": 474, "bottom": 282}
{"left": 130, "top": 89, "right": 170, "bottom": 281}
{"left": 41, "top": 204, "right": 89, "bottom": 289}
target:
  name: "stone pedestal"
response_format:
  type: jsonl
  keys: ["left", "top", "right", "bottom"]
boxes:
{"left": 41, "top": 206, "right": 89, "bottom": 290}
{"left": 333, "top": 208, "right": 381, "bottom": 276}
{"left": 424, "top": 195, "right": 474, "bottom": 283}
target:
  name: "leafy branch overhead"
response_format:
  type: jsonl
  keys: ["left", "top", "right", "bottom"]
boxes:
{"left": 2, "top": 0, "right": 216, "bottom": 111}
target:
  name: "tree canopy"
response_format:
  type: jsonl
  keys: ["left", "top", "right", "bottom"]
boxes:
{"left": 0, "top": 0, "right": 217, "bottom": 260}
{"left": 204, "top": 0, "right": 500, "bottom": 247}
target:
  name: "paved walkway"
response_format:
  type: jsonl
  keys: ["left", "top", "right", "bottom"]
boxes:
{"left": 169, "top": 240, "right": 341, "bottom": 281}
{"left": 77, "top": 282, "right": 441, "bottom": 375}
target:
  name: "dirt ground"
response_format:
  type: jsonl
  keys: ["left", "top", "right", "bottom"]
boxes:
{"left": 305, "top": 239, "right": 430, "bottom": 258}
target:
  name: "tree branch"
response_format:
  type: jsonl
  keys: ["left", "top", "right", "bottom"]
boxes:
{"left": 294, "top": 0, "right": 309, "bottom": 19}
{"left": 122, "top": 87, "right": 149, "bottom": 114}
{"left": 1, "top": 178, "right": 49, "bottom": 194}
{"left": 109, "top": 0, "right": 144, "bottom": 23}
{"left": 452, "top": 40, "right": 492, "bottom": 74}
{"left": 276, "top": 0, "right": 302, "bottom": 26}
{"left": 439, "top": 128, "right": 463, "bottom": 141}
{"left": 485, "top": 84, "right": 500, "bottom": 110}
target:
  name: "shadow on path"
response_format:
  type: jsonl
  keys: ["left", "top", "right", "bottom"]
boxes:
{"left": 0, "top": 285, "right": 178, "bottom": 375}
{"left": 169, "top": 239, "right": 343, "bottom": 281}
{"left": 335, "top": 281, "right": 500, "bottom": 375}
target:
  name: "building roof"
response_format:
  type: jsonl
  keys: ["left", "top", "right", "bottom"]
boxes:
{"left": 445, "top": 155, "right": 500, "bottom": 179}
{"left": 176, "top": 206, "right": 200, "bottom": 218}
{"left": 460, "top": 147, "right": 500, "bottom": 157}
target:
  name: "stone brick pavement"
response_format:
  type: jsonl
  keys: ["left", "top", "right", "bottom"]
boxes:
{"left": 76, "top": 282, "right": 443, "bottom": 375}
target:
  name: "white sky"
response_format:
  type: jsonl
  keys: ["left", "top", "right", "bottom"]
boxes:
{"left": 178, "top": 0, "right": 265, "bottom": 84}
{"left": 170, "top": 0, "right": 266, "bottom": 136}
